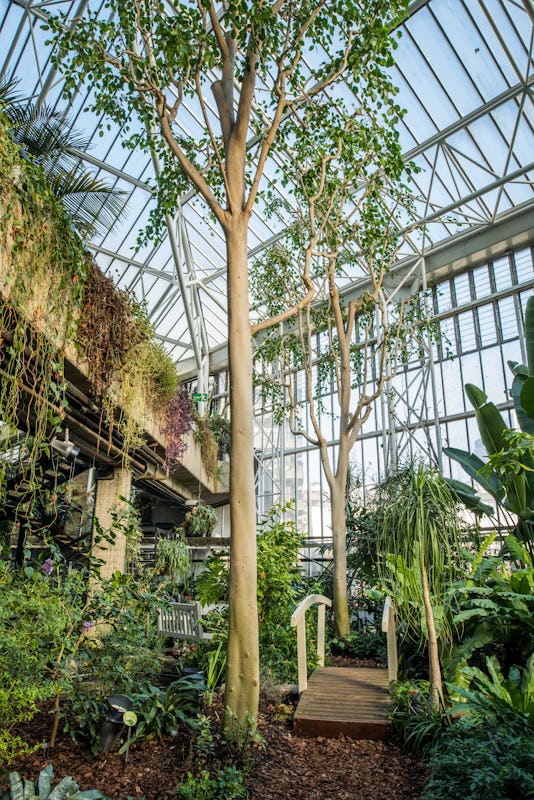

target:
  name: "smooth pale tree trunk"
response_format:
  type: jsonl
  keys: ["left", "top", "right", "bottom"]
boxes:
{"left": 420, "top": 553, "right": 444, "bottom": 711}
{"left": 323, "top": 431, "right": 351, "bottom": 638}
{"left": 330, "top": 482, "right": 350, "bottom": 637}
{"left": 224, "top": 221, "right": 260, "bottom": 731}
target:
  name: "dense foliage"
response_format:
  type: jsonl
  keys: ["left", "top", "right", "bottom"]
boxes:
{"left": 420, "top": 720, "right": 534, "bottom": 800}
{"left": 194, "top": 502, "right": 315, "bottom": 683}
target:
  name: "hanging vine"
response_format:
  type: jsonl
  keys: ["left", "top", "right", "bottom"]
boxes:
{"left": 0, "top": 112, "right": 88, "bottom": 538}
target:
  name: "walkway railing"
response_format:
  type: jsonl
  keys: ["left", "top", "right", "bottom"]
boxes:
{"left": 290, "top": 594, "right": 332, "bottom": 694}
{"left": 381, "top": 596, "right": 398, "bottom": 685}
{"left": 291, "top": 594, "right": 398, "bottom": 694}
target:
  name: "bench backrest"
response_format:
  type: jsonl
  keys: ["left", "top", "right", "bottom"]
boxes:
{"left": 158, "top": 601, "right": 206, "bottom": 640}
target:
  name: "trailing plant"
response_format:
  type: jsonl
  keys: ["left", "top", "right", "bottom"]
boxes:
{"left": 420, "top": 718, "right": 534, "bottom": 800}
{"left": 0, "top": 113, "right": 88, "bottom": 531}
{"left": 209, "top": 414, "right": 231, "bottom": 459}
{"left": 184, "top": 503, "right": 218, "bottom": 537}
{"left": 160, "top": 384, "right": 195, "bottom": 471}
{"left": 155, "top": 531, "right": 191, "bottom": 586}
{"left": 194, "top": 414, "right": 219, "bottom": 481}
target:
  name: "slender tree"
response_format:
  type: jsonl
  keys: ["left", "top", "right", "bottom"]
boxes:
{"left": 46, "top": 0, "right": 409, "bottom": 727}
{"left": 251, "top": 102, "right": 422, "bottom": 635}
{"left": 377, "top": 464, "right": 464, "bottom": 709}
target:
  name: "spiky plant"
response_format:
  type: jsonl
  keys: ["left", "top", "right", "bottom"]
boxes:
{"left": 0, "top": 76, "right": 126, "bottom": 238}
{"left": 377, "top": 464, "right": 465, "bottom": 710}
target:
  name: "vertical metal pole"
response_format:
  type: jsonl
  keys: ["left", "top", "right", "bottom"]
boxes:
{"left": 421, "top": 257, "right": 443, "bottom": 470}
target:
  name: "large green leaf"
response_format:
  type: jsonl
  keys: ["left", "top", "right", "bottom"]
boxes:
{"left": 508, "top": 360, "right": 529, "bottom": 378}
{"left": 465, "top": 383, "right": 488, "bottom": 410}
{"left": 525, "top": 296, "right": 534, "bottom": 376}
{"left": 520, "top": 375, "right": 534, "bottom": 418}
{"left": 511, "top": 373, "right": 534, "bottom": 434}
{"left": 443, "top": 447, "right": 504, "bottom": 501}
{"left": 470, "top": 398, "right": 508, "bottom": 456}
{"left": 443, "top": 476, "right": 495, "bottom": 516}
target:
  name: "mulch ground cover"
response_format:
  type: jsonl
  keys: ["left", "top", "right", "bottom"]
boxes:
{"left": 1, "top": 659, "right": 428, "bottom": 800}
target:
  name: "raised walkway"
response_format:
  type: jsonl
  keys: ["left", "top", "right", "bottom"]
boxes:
{"left": 293, "top": 666, "right": 391, "bottom": 739}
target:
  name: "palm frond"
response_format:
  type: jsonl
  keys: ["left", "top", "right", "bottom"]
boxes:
{"left": 47, "top": 167, "right": 127, "bottom": 237}
{"left": 1, "top": 73, "right": 127, "bottom": 238}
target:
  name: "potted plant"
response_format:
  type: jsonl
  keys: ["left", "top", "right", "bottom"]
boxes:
{"left": 209, "top": 414, "right": 231, "bottom": 460}
{"left": 183, "top": 504, "right": 217, "bottom": 537}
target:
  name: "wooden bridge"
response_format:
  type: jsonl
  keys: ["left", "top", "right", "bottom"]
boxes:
{"left": 290, "top": 595, "right": 397, "bottom": 740}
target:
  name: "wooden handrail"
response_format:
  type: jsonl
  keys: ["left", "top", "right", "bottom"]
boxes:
{"left": 381, "top": 596, "right": 398, "bottom": 685}
{"left": 291, "top": 594, "right": 332, "bottom": 695}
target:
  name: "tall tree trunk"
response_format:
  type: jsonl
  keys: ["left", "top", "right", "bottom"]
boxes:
{"left": 420, "top": 554, "right": 443, "bottom": 711}
{"left": 224, "top": 220, "right": 260, "bottom": 733}
{"left": 329, "top": 480, "right": 350, "bottom": 637}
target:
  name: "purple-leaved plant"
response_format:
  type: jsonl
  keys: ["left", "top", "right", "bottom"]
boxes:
{"left": 161, "top": 384, "right": 194, "bottom": 470}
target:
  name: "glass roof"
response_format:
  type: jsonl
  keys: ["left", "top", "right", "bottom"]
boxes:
{"left": 1, "top": 0, "right": 533, "bottom": 377}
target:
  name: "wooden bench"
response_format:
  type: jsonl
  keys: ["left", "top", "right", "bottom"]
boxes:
{"left": 157, "top": 601, "right": 211, "bottom": 641}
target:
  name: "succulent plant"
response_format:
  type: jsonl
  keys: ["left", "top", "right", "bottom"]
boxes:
{"left": 7, "top": 765, "right": 108, "bottom": 800}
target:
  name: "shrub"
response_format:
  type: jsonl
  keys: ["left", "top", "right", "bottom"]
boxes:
{"left": 390, "top": 680, "right": 450, "bottom": 756}
{"left": 421, "top": 720, "right": 534, "bottom": 800}
{"left": 329, "top": 630, "right": 386, "bottom": 662}
{"left": 194, "top": 501, "right": 314, "bottom": 683}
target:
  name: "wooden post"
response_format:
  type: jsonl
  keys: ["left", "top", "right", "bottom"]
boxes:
{"left": 381, "top": 596, "right": 398, "bottom": 685}
{"left": 291, "top": 594, "right": 332, "bottom": 696}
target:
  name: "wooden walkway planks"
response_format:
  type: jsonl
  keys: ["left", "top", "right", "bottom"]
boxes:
{"left": 293, "top": 667, "right": 391, "bottom": 740}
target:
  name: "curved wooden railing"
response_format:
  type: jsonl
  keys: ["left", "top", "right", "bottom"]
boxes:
{"left": 291, "top": 594, "right": 398, "bottom": 695}
{"left": 290, "top": 594, "right": 332, "bottom": 694}
{"left": 381, "top": 596, "right": 398, "bottom": 685}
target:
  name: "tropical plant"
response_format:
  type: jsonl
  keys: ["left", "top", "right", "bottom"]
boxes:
{"left": 5, "top": 765, "right": 109, "bottom": 800}
{"left": 444, "top": 295, "right": 534, "bottom": 556}
{"left": 390, "top": 680, "right": 450, "bottom": 756}
{"left": 46, "top": 0, "right": 411, "bottom": 732}
{"left": 195, "top": 502, "right": 314, "bottom": 683}
{"left": 450, "top": 654, "right": 534, "bottom": 728}
{"left": 176, "top": 767, "right": 248, "bottom": 800}
{"left": 184, "top": 504, "right": 218, "bottom": 537}
{"left": 377, "top": 464, "right": 466, "bottom": 709}
{"left": 420, "top": 719, "right": 534, "bottom": 800}
{"left": 0, "top": 76, "right": 126, "bottom": 238}
{"left": 445, "top": 533, "right": 534, "bottom": 681}
{"left": 155, "top": 532, "right": 192, "bottom": 586}
{"left": 118, "top": 675, "right": 204, "bottom": 750}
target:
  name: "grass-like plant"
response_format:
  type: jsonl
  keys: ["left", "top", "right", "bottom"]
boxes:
{"left": 378, "top": 464, "right": 465, "bottom": 709}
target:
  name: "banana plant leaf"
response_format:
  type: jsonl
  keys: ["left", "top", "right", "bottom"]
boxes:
{"left": 465, "top": 384, "right": 507, "bottom": 454}
{"left": 443, "top": 447, "right": 504, "bottom": 501}
{"left": 443, "top": 475, "right": 495, "bottom": 516}
{"left": 510, "top": 370, "right": 534, "bottom": 434}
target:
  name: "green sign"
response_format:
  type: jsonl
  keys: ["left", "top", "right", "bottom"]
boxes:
{"left": 123, "top": 711, "right": 137, "bottom": 727}
{"left": 193, "top": 393, "right": 208, "bottom": 402}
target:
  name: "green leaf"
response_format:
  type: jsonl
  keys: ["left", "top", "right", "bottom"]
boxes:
{"left": 511, "top": 373, "right": 534, "bottom": 434}
{"left": 525, "top": 296, "right": 534, "bottom": 376}
{"left": 520, "top": 376, "right": 534, "bottom": 418}
{"left": 443, "top": 449, "right": 504, "bottom": 501}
